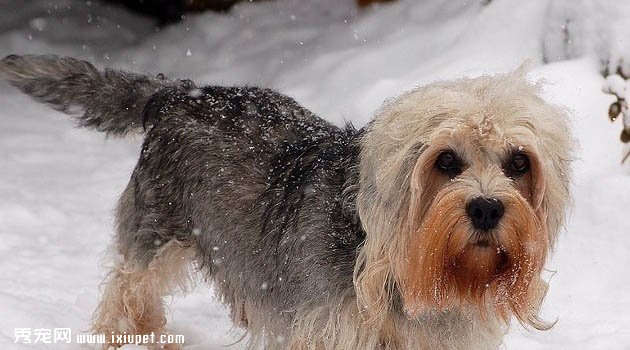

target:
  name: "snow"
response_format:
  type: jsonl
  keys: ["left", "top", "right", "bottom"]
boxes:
{"left": 1, "top": 0, "right": 629, "bottom": 349}
{"left": 602, "top": 74, "right": 627, "bottom": 97}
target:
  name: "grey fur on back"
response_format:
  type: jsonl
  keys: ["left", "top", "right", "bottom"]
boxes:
{"left": 0, "top": 54, "right": 185, "bottom": 136}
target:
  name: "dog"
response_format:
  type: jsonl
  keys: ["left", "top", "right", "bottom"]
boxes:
{"left": 0, "top": 55, "right": 573, "bottom": 349}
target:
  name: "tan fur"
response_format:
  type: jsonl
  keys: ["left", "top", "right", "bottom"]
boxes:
{"left": 92, "top": 240, "right": 195, "bottom": 349}
{"left": 289, "top": 294, "right": 505, "bottom": 350}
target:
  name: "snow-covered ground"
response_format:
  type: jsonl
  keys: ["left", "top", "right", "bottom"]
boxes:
{"left": 1, "top": 0, "right": 629, "bottom": 349}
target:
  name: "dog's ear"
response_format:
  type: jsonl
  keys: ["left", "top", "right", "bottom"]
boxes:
{"left": 502, "top": 75, "right": 574, "bottom": 246}
{"left": 354, "top": 118, "right": 428, "bottom": 323}
{"left": 354, "top": 86, "right": 462, "bottom": 322}
{"left": 532, "top": 108, "right": 574, "bottom": 246}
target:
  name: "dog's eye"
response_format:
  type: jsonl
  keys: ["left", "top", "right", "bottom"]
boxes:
{"left": 508, "top": 153, "right": 530, "bottom": 176}
{"left": 437, "top": 152, "right": 455, "bottom": 169}
{"left": 435, "top": 150, "right": 462, "bottom": 178}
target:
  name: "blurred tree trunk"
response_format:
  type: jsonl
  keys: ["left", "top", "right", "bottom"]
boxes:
{"left": 357, "top": 0, "right": 396, "bottom": 7}
{"left": 105, "top": 0, "right": 401, "bottom": 25}
{"left": 103, "top": 0, "right": 266, "bottom": 25}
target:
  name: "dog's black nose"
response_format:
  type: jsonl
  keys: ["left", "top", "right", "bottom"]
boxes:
{"left": 466, "top": 197, "right": 504, "bottom": 231}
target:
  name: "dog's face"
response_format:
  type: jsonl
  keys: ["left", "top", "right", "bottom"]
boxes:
{"left": 355, "top": 71, "right": 573, "bottom": 329}
{"left": 403, "top": 102, "right": 556, "bottom": 328}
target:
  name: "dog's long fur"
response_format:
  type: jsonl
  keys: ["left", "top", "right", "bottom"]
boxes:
{"left": 1, "top": 55, "right": 573, "bottom": 350}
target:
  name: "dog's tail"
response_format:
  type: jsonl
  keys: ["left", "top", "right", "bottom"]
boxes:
{"left": 0, "top": 54, "right": 185, "bottom": 136}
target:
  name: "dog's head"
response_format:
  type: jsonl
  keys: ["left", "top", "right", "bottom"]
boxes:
{"left": 355, "top": 69, "right": 573, "bottom": 329}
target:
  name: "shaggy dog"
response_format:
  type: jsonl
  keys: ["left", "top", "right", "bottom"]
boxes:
{"left": 0, "top": 55, "right": 573, "bottom": 350}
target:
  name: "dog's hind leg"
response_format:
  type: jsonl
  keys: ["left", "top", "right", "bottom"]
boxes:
{"left": 92, "top": 185, "right": 196, "bottom": 349}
